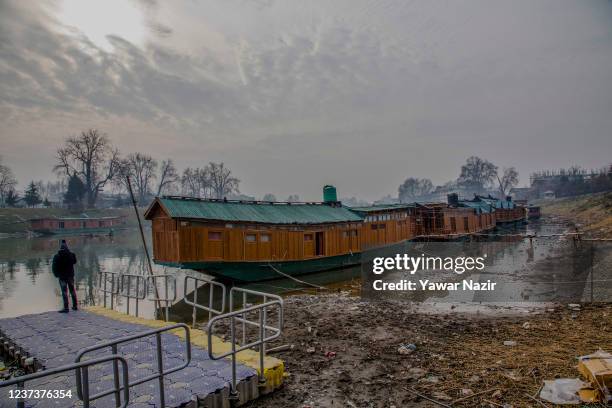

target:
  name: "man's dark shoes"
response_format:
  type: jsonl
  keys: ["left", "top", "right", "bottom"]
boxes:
{"left": 58, "top": 309, "right": 69, "bottom": 313}
{"left": 72, "top": 307, "right": 78, "bottom": 311}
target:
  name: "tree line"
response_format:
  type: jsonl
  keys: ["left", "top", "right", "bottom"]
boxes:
{"left": 398, "top": 156, "right": 519, "bottom": 203}
{"left": 1, "top": 129, "right": 242, "bottom": 209}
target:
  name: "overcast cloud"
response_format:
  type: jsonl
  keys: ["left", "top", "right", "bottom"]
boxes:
{"left": 1, "top": 0, "right": 611, "bottom": 201}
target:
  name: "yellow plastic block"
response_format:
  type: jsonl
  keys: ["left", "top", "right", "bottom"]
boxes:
{"left": 85, "top": 306, "right": 285, "bottom": 388}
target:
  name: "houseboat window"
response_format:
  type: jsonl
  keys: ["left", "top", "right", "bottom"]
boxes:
{"left": 450, "top": 217, "right": 456, "bottom": 232}
{"left": 463, "top": 217, "right": 469, "bottom": 230}
{"left": 352, "top": 230, "right": 359, "bottom": 237}
{"left": 371, "top": 224, "right": 378, "bottom": 230}
{"left": 304, "top": 234, "right": 313, "bottom": 241}
{"left": 342, "top": 231, "right": 349, "bottom": 238}
{"left": 245, "top": 234, "right": 257, "bottom": 242}
{"left": 260, "top": 234, "right": 270, "bottom": 242}
{"left": 59, "top": 221, "right": 65, "bottom": 229}
{"left": 208, "top": 231, "right": 222, "bottom": 240}
{"left": 82, "top": 221, "right": 87, "bottom": 228}
{"left": 180, "top": 221, "right": 189, "bottom": 227}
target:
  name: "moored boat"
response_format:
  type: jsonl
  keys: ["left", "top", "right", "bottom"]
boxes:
{"left": 144, "top": 187, "right": 524, "bottom": 282}
{"left": 29, "top": 215, "right": 126, "bottom": 235}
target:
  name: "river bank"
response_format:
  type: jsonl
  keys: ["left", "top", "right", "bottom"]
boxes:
{"left": 255, "top": 293, "right": 611, "bottom": 408}
{"left": 536, "top": 191, "right": 612, "bottom": 238}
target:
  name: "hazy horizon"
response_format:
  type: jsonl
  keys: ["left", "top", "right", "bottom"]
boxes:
{"left": 1, "top": 0, "right": 611, "bottom": 201}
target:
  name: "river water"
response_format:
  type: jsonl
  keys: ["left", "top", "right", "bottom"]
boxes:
{"left": 0, "top": 220, "right": 607, "bottom": 322}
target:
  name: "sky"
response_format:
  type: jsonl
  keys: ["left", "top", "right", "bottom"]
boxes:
{"left": 1, "top": 0, "right": 611, "bottom": 202}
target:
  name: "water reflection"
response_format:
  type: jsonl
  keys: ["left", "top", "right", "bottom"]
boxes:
{"left": 0, "top": 231, "right": 163, "bottom": 318}
{"left": 1, "top": 220, "right": 608, "bottom": 321}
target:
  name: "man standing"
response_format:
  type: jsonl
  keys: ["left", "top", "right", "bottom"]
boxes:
{"left": 52, "top": 239, "right": 78, "bottom": 312}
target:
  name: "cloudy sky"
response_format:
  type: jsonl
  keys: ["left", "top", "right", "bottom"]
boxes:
{"left": 1, "top": 0, "right": 611, "bottom": 201}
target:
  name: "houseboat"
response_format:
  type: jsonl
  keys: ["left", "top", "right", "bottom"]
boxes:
{"left": 471, "top": 195, "right": 526, "bottom": 224}
{"left": 144, "top": 187, "right": 521, "bottom": 282}
{"left": 29, "top": 215, "right": 126, "bottom": 235}
{"left": 144, "top": 190, "right": 364, "bottom": 282}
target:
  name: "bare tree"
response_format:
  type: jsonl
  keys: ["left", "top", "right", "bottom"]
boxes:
{"left": 398, "top": 177, "right": 433, "bottom": 202}
{"left": 118, "top": 153, "right": 158, "bottom": 205}
{"left": 496, "top": 167, "right": 519, "bottom": 197}
{"left": 181, "top": 167, "right": 211, "bottom": 197}
{"left": 54, "top": 129, "right": 120, "bottom": 208}
{"left": 156, "top": 159, "right": 179, "bottom": 196}
{"left": 457, "top": 156, "right": 498, "bottom": 193}
{"left": 208, "top": 162, "right": 240, "bottom": 199}
{"left": 0, "top": 156, "right": 17, "bottom": 207}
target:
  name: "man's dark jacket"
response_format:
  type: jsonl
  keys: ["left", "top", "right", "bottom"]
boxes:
{"left": 52, "top": 248, "right": 77, "bottom": 280}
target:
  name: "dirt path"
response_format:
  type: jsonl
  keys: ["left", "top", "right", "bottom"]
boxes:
{"left": 251, "top": 293, "right": 611, "bottom": 408}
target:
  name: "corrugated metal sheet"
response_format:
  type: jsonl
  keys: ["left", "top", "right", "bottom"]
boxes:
{"left": 157, "top": 198, "right": 364, "bottom": 224}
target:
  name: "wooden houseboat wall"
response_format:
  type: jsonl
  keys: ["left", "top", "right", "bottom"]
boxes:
{"left": 350, "top": 204, "right": 417, "bottom": 249}
{"left": 146, "top": 197, "right": 364, "bottom": 267}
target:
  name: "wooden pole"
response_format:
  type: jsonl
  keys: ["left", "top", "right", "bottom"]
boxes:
{"left": 126, "top": 176, "right": 163, "bottom": 316}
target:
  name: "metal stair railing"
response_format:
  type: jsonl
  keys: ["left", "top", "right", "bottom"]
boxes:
{"left": 75, "top": 323, "right": 191, "bottom": 408}
{"left": 119, "top": 273, "right": 147, "bottom": 317}
{"left": 98, "top": 271, "right": 121, "bottom": 309}
{"left": 206, "top": 288, "right": 283, "bottom": 401}
{"left": 183, "top": 275, "right": 226, "bottom": 327}
{"left": 0, "top": 355, "right": 129, "bottom": 408}
{"left": 97, "top": 272, "right": 177, "bottom": 321}
{"left": 146, "top": 274, "right": 177, "bottom": 321}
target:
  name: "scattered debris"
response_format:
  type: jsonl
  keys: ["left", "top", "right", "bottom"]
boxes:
{"left": 324, "top": 351, "right": 336, "bottom": 359}
{"left": 398, "top": 343, "right": 417, "bottom": 355}
{"left": 407, "top": 367, "right": 426, "bottom": 379}
{"left": 567, "top": 303, "right": 581, "bottom": 312}
{"left": 306, "top": 347, "right": 315, "bottom": 354}
{"left": 540, "top": 378, "right": 588, "bottom": 404}
{"left": 540, "top": 350, "right": 612, "bottom": 404}
{"left": 522, "top": 321, "right": 531, "bottom": 329}
{"left": 503, "top": 340, "right": 517, "bottom": 347}
{"left": 267, "top": 344, "right": 294, "bottom": 354}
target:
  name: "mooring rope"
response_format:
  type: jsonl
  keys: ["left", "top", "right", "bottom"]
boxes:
{"left": 266, "top": 263, "right": 328, "bottom": 290}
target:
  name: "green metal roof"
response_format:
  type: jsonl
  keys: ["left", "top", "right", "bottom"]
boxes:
{"left": 458, "top": 200, "right": 493, "bottom": 214}
{"left": 150, "top": 197, "right": 364, "bottom": 224}
{"left": 349, "top": 203, "right": 416, "bottom": 213}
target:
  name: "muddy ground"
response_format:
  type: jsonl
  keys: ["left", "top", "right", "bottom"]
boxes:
{"left": 250, "top": 293, "right": 611, "bottom": 408}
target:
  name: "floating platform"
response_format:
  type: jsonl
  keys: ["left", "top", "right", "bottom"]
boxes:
{"left": 0, "top": 308, "right": 284, "bottom": 407}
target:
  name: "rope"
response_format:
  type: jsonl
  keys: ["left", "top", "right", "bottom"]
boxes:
{"left": 266, "top": 263, "right": 328, "bottom": 290}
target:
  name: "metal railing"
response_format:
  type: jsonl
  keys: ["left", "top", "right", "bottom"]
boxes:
{"left": 207, "top": 288, "right": 283, "bottom": 400}
{"left": 98, "top": 271, "right": 121, "bottom": 309}
{"left": 183, "top": 275, "right": 226, "bottom": 327}
{"left": 146, "top": 274, "right": 177, "bottom": 321}
{"left": 98, "top": 272, "right": 177, "bottom": 321}
{"left": 0, "top": 355, "right": 129, "bottom": 408}
{"left": 75, "top": 323, "right": 191, "bottom": 408}
{"left": 119, "top": 273, "right": 147, "bottom": 317}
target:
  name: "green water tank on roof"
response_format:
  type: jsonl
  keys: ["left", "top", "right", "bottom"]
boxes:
{"left": 323, "top": 185, "right": 337, "bottom": 203}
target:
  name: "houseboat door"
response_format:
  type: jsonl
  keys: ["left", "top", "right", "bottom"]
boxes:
{"left": 315, "top": 231, "right": 325, "bottom": 256}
